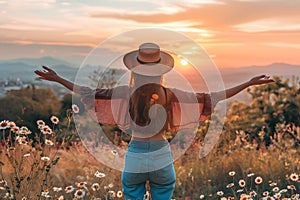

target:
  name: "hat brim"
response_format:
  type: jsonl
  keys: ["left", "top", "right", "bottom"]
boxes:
{"left": 123, "top": 50, "right": 174, "bottom": 76}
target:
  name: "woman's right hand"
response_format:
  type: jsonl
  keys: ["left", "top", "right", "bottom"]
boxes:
{"left": 34, "top": 66, "right": 60, "bottom": 82}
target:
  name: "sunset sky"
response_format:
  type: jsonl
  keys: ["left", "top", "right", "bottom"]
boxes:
{"left": 0, "top": 0, "right": 300, "bottom": 68}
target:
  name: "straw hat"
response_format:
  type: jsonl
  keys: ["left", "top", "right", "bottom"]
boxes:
{"left": 123, "top": 43, "right": 174, "bottom": 76}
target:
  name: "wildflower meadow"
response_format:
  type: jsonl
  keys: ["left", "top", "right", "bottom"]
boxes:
{"left": 0, "top": 76, "right": 299, "bottom": 200}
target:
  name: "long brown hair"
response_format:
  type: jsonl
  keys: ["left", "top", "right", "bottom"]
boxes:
{"left": 129, "top": 73, "right": 167, "bottom": 132}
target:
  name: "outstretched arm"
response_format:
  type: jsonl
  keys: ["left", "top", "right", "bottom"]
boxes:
{"left": 213, "top": 75, "right": 275, "bottom": 102}
{"left": 34, "top": 66, "right": 82, "bottom": 94}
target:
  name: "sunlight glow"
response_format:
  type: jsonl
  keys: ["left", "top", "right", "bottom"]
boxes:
{"left": 180, "top": 59, "right": 188, "bottom": 66}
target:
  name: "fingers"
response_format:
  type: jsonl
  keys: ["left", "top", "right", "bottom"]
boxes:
{"left": 250, "top": 75, "right": 274, "bottom": 85}
{"left": 42, "top": 65, "right": 53, "bottom": 72}
{"left": 34, "top": 70, "right": 47, "bottom": 77}
{"left": 42, "top": 65, "right": 49, "bottom": 70}
{"left": 256, "top": 75, "right": 267, "bottom": 79}
{"left": 262, "top": 76, "right": 274, "bottom": 82}
{"left": 34, "top": 70, "right": 43, "bottom": 75}
{"left": 34, "top": 71, "right": 44, "bottom": 79}
{"left": 257, "top": 78, "right": 275, "bottom": 85}
{"left": 262, "top": 75, "right": 270, "bottom": 79}
{"left": 256, "top": 75, "right": 273, "bottom": 81}
{"left": 34, "top": 70, "right": 46, "bottom": 80}
{"left": 34, "top": 70, "right": 48, "bottom": 80}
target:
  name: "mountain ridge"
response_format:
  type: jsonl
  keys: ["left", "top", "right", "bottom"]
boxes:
{"left": 0, "top": 57, "right": 299, "bottom": 84}
{"left": 0, "top": 56, "right": 76, "bottom": 68}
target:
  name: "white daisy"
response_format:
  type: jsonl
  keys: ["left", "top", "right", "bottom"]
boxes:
{"left": 57, "top": 195, "right": 64, "bottom": 200}
{"left": 64, "top": 185, "right": 74, "bottom": 193}
{"left": 41, "top": 189, "right": 50, "bottom": 198}
{"left": 41, "top": 156, "right": 50, "bottom": 162}
{"left": 117, "top": 190, "right": 123, "bottom": 198}
{"left": 18, "top": 137, "right": 28, "bottom": 145}
{"left": 94, "top": 171, "right": 106, "bottom": 178}
{"left": 273, "top": 193, "right": 281, "bottom": 199}
{"left": 287, "top": 184, "right": 296, "bottom": 190}
{"left": 91, "top": 183, "right": 100, "bottom": 191}
{"left": 254, "top": 176, "right": 263, "bottom": 185}
{"left": 228, "top": 171, "right": 236, "bottom": 176}
{"left": 36, "top": 120, "right": 45, "bottom": 126}
{"left": 50, "top": 116, "right": 59, "bottom": 125}
{"left": 72, "top": 104, "right": 80, "bottom": 113}
{"left": 239, "top": 179, "right": 246, "bottom": 187}
{"left": 77, "top": 182, "right": 87, "bottom": 188}
{"left": 290, "top": 173, "right": 299, "bottom": 182}
{"left": 249, "top": 190, "right": 257, "bottom": 197}
{"left": 272, "top": 187, "right": 279, "bottom": 192}
{"left": 45, "top": 139, "right": 54, "bottom": 146}
{"left": 74, "top": 188, "right": 85, "bottom": 199}
{"left": 53, "top": 187, "right": 62, "bottom": 192}
{"left": 108, "top": 190, "right": 116, "bottom": 198}
{"left": 11, "top": 126, "right": 19, "bottom": 132}
{"left": 41, "top": 125, "right": 52, "bottom": 135}
{"left": 262, "top": 191, "right": 269, "bottom": 196}
{"left": 279, "top": 189, "right": 287, "bottom": 193}
{"left": 8, "top": 121, "right": 16, "bottom": 128}
{"left": 18, "top": 126, "right": 31, "bottom": 135}
{"left": 226, "top": 183, "right": 234, "bottom": 188}
{"left": 0, "top": 120, "right": 9, "bottom": 129}
{"left": 269, "top": 182, "right": 277, "bottom": 187}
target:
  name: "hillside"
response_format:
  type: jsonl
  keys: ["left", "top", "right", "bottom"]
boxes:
{"left": 0, "top": 57, "right": 299, "bottom": 87}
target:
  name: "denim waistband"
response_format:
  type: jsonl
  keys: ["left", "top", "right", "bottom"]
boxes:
{"left": 128, "top": 140, "right": 169, "bottom": 152}
{"left": 124, "top": 140, "right": 173, "bottom": 173}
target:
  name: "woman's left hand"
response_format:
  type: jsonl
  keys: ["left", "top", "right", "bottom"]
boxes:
{"left": 249, "top": 75, "right": 275, "bottom": 86}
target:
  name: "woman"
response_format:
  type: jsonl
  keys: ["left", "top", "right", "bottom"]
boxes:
{"left": 35, "top": 43, "right": 274, "bottom": 199}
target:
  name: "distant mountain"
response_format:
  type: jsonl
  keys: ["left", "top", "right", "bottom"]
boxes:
{"left": 0, "top": 56, "right": 75, "bottom": 68}
{"left": 219, "top": 62, "right": 300, "bottom": 87}
{"left": 0, "top": 57, "right": 126, "bottom": 83}
{"left": 0, "top": 56, "right": 299, "bottom": 86}
{"left": 0, "top": 62, "right": 78, "bottom": 82}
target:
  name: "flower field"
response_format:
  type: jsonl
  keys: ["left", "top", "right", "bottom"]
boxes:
{"left": 0, "top": 114, "right": 299, "bottom": 200}
{"left": 0, "top": 76, "right": 299, "bottom": 199}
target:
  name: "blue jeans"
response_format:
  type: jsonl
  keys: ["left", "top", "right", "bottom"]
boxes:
{"left": 122, "top": 140, "right": 176, "bottom": 200}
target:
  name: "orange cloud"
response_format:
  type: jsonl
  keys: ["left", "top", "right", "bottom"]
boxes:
{"left": 90, "top": 1, "right": 300, "bottom": 31}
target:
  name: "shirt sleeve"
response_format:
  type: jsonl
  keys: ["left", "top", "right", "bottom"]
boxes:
{"left": 79, "top": 86, "right": 130, "bottom": 130}
{"left": 166, "top": 88, "right": 216, "bottom": 132}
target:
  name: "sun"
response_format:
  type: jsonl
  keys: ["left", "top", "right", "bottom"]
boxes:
{"left": 180, "top": 59, "right": 188, "bottom": 66}
{"left": 175, "top": 54, "right": 191, "bottom": 69}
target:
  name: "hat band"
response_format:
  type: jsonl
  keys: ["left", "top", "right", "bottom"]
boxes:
{"left": 137, "top": 57, "right": 161, "bottom": 64}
